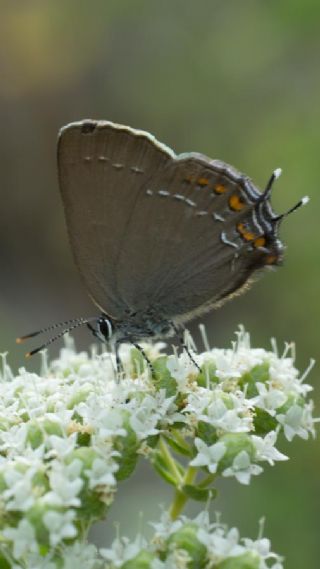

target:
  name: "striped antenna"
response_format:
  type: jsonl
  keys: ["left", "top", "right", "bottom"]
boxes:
{"left": 260, "top": 168, "right": 282, "bottom": 201}
{"left": 16, "top": 316, "right": 97, "bottom": 344}
{"left": 16, "top": 317, "right": 98, "bottom": 358}
{"left": 274, "top": 196, "right": 309, "bottom": 222}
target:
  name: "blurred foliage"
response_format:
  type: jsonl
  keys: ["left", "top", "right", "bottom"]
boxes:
{"left": 0, "top": 2, "right": 319, "bottom": 567}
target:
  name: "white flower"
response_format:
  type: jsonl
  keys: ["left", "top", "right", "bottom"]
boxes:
{"left": 129, "top": 391, "right": 175, "bottom": 439}
{"left": 276, "top": 404, "right": 309, "bottom": 441}
{"left": 269, "top": 357, "right": 299, "bottom": 392}
{"left": 140, "top": 341, "right": 166, "bottom": 361}
{"left": 99, "top": 511, "right": 284, "bottom": 569}
{"left": 212, "top": 352, "right": 243, "bottom": 381}
{"left": 150, "top": 510, "right": 183, "bottom": 542}
{"left": 166, "top": 355, "right": 186, "bottom": 383}
{"left": 190, "top": 438, "right": 226, "bottom": 473}
{"left": 61, "top": 542, "right": 101, "bottom": 568}
{"left": 222, "top": 451, "right": 263, "bottom": 485}
{"left": 184, "top": 390, "right": 253, "bottom": 434}
{"left": 46, "top": 433, "right": 78, "bottom": 459}
{"left": 0, "top": 423, "right": 28, "bottom": 455}
{"left": 183, "top": 390, "right": 212, "bottom": 416}
{"left": 3, "top": 519, "right": 38, "bottom": 559}
{"left": 100, "top": 535, "right": 146, "bottom": 566}
{"left": 205, "top": 397, "right": 252, "bottom": 433}
{"left": 3, "top": 465, "right": 36, "bottom": 511}
{"left": 252, "top": 431, "right": 288, "bottom": 465}
{"left": 243, "top": 535, "right": 284, "bottom": 567}
{"left": 0, "top": 328, "right": 315, "bottom": 562}
{"left": 86, "top": 457, "right": 118, "bottom": 489}
{"left": 76, "top": 402, "right": 126, "bottom": 438}
{"left": 166, "top": 352, "right": 197, "bottom": 390}
{"left": 197, "top": 526, "right": 245, "bottom": 560}
{"left": 44, "top": 459, "right": 83, "bottom": 507}
{"left": 43, "top": 510, "right": 77, "bottom": 546}
{"left": 253, "top": 382, "right": 287, "bottom": 415}
{"left": 152, "top": 549, "right": 191, "bottom": 568}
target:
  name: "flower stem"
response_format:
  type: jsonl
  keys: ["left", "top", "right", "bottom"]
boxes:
{"left": 198, "top": 473, "right": 216, "bottom": 488}
{"left": 169, "top": 465, "right": 197, "bottom": 520}
{"left": 158, "top": 436, "right": 183, "bottom": 483}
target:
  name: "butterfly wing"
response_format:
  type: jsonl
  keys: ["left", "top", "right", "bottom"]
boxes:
{"left": 58, "top": 120, "right": 173, "bottom": 318}
{"left": 58, "top": 120, "right": 283, "bottom": 324}
{"left": 114, "top": 153, "right": 283, "bottom": 321}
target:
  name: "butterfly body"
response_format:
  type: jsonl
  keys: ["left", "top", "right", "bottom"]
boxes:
{"left": 94, "top": 310, "right": 175, "bottom": 343}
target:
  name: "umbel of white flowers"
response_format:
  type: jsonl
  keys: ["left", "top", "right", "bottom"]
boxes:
{"left": 0, "top": 326, "right": 316, "bottom": 568}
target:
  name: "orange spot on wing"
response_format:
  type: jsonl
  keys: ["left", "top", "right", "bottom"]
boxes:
{"left": 229, "top": 194, "right": 245, "bottom": 211}
{"left": 197, "top": 177, "right": 209, "bottom": 186}
{"left": 214, "top": 183, "right": 226, "bottom": 194}
{"left": 265, "top": 254, "right": 278, "bottom": 265}
{"left": 237, "top": 223, "right": 255, "bottom": 241}
{"left": 254, "top": 237, "right": 266, "bottom": 248}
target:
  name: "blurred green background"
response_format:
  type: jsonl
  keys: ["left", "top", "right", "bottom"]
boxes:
{"left": 0, "top": 1, "right": 319, "bottom": 566}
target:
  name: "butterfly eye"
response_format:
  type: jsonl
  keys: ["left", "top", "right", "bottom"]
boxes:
{"left": 98, "top": 317, "right": 114, "bottom": 341}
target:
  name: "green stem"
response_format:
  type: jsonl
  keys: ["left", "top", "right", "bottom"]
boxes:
{"left": 169, "top": 430, "right": 192, "bottom": 456}
{"left": 198, "top": 472, "right": 216, "bottom": 488}
{"left": 158, "top": 437, "right": 183, "bottom": 484}
{"left": 169, "top": 465, "right": 197, "bottom": 520}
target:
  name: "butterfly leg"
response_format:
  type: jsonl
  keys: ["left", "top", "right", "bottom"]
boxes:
{"left": 114, "top": 338, "right": 154, "bottom": 377}
{"left": 172, "top": 323, "right": 201, "bottom": 372}
{"left": 131, "top": 342, "right": 154, "bottom": 375}
{"left": 87, "top": 322, "right": 101, "bottom": 340}
{"left": 114, "top": 339, "right": 125, "bottom": 377}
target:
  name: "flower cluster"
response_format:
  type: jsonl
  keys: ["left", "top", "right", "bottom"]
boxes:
{"left": 0, "top": 328, "right": 316, "bottom": 566}
{"left": 0, "top": 512, "right": 284, "bottom": 569}
{"left": 100, "top": 511, "right": 284, "bottom": 569}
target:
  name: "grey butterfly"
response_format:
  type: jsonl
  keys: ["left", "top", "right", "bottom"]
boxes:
{"left": 18, "top": 120, "right": 307, "bottom": 369}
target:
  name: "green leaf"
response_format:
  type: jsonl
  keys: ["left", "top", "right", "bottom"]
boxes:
{"left": 77, "top": 431, "right": 91, "bottom": 446}
{"left": 151, "top": 451, "right": 179, "bottom": 486}
{"left": 182, "top": 484, "right": 217, "bottom": 502}
{"left": 196, "top": 421, "right": 218, "bottom": 445}
{"left": 217, "top": 551, "right": 260, "bottom": 569}
{"left": 26, "top": 503, "right": 50, "bottom": 548}
{"left": 77, "top": 482, "right": 109, "bottom": 522}
{"left": 239, "top": 363, "right": 270, "bottom": 397}
{"left": 67, "top": 386, "right": 92, "bottom": 409}
{"left": 253, "top": 408, "right": 277, "bottom": 435}
{"left": 218, "top": 433, "right": 255, "bottom": 472}
{"left": 152, "top": 356, "right": 178, "bottom": 396}
{"left": 32, "top": 471, "right": 49, "bottom": 495}
{"left": 115, "top": 417, "right": 140, "bottom": 481}
{"left": 146, "top": 434, "right": 160, "bottom": 448}
{"left": 69, "top": 446, "right": 97, "bottom": 468}
{"left": 165, "top": 434, "right": 192, "bottom": 457}
{"left": 0, "top": 552, "right": 10, "bottom": 569}
{"left": 197, "top": 361, "right": 219, "bottom": 387}
{"left": 122, "top": 550, "right": 155, "bottom": 568}
{"left": 26, "top": 421, "right": 44, "bottom": 448}
{"left": 43, "top": 419, "right": 64, "bottom": 437}
{"left": 166, "top": 523, "right": 207, "bottom": 568}
{"left": 277, "top": 394, "right": 304, "bottom": 415}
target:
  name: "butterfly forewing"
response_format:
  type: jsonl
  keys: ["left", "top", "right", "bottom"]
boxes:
{"left": 58, "top": 121, "right": 172, "bottom": 317}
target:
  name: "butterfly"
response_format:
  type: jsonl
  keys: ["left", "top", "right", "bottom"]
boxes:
{"left": 17, "top": 120, "right": 308, "bottom": 370}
